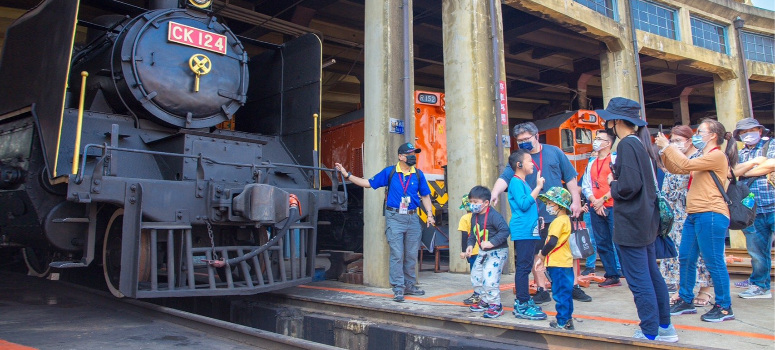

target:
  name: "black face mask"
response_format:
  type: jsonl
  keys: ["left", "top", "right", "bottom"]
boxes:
{"left": 405, "top": 154, "right": 417, "bottom": 166}
{"left": 605, "top": 120, "right": 618, "bottom": 139}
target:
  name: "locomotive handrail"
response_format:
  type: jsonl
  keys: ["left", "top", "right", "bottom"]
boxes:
{"left": 75, "top": 143, "right": 348, "bottom": 203}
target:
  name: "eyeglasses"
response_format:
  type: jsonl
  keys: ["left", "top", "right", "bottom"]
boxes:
{"left": 695, "top": 130, "right": 710, "bottom": 136}
{"left": 669, "top": 139, "right": 686, "bottom": 144}
{"left": 516, "top": 135, "right": 534, "bottom": 143}
{"left": 593, "top": 137, "right": 609, "bottom": 142}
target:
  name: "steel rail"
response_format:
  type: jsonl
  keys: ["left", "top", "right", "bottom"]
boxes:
{"left": 63, "top": 280, "right": 343, "bottom": 350}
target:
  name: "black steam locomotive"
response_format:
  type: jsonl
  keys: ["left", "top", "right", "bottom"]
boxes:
{"left": 0, "top": 0, "right": 346, "bottom": 298}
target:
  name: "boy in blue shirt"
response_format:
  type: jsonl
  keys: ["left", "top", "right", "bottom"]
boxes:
{"left": 465, "top": 186, "right": 510, "bottom": 318}
{"left": 507, "top": 149, "right": 548, "bottom": 320}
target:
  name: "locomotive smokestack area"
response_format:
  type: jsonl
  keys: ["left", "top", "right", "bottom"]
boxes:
{"left": 149, "top": 0, "right": 180, "bottom": 10}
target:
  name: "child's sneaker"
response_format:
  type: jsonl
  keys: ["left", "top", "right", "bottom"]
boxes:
{"left": 549, "top": 319, "right": 574, "bottom": 330}
{"left": 462, "top": 292, "right": 481, "bottom": 305}
{"left": 656, "top": 324, "right": 679, "bottom": 343}
{"left": 533, "top": 287, "right": 551, "bottom": 304}
{"left": 469, "top": 300, "right": 488, "bottom": 312}
{"left": 738, "top": 285, "right": 772, "bottom": 299}
{"left": 483, "top": 304, "right": 503, "bottom": 318}
{"left": 513, "top": 300, "right": 547, "bottom": 320}
{"left": 572, "top": 285, "right": 592, "bottom": 302}
{"left": 701, "top": 304, "right": 734, "bottom": 322}
{"left": 669, "top": 299, "right": 697, "bottom": 315}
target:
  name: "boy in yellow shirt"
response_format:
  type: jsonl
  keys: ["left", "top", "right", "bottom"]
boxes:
{"left": 535, "top": 187, "right": 575, "bottom": 330}
{"left": 458, "top": 195, "right": 481, "bottom": 305}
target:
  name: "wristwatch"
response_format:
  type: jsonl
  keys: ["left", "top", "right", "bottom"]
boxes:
{"left": 345, "top": 172, "right": 352, "bottom": 179}
{"left": 603, "top": 195, "right": 610, "bottom": 201}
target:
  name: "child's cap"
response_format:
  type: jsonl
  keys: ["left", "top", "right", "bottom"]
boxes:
{"left": 538, "top": 186, "right": 571, "bottom": 211}
{"left": 459, "top": 194, "right": 470, "bottom": 211}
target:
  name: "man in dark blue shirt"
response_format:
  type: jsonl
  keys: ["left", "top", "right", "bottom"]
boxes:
{"left": 335, "top": 142, "right": 435, "bottom": 302}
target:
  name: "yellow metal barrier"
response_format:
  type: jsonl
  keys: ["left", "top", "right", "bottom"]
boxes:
{"left": 72, "top": 71, "right": 88, "bottom": 175}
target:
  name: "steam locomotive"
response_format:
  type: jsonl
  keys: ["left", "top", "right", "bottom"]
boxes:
{"left": 0, "top": 0, "right": 346, "bottom": 298}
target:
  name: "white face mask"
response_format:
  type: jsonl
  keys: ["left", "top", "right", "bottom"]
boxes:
{"left": 741, "top": 131, "right": 761, "bottom": 146}
{"left": 546, "top": 204, "right": 559, "bottom": 216}
{"left": 672, "top": 141, "right": 687, "bottom": 153}
{"left": 592, "top": 140, "right": 606, "bottom": 152}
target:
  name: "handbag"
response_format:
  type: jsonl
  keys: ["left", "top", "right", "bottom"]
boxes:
{"left": 569, "top": 217, "right": 595, "bottom": 259}
{"left": 654, "top": 233, "right": 678, "bottom": 259}
{"left": 710, "top": 170, "right": 755, "bottom": 230}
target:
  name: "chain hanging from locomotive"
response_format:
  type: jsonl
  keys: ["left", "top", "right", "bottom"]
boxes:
{"left": 0, "top": 0, "right": 346, "bottom": 298}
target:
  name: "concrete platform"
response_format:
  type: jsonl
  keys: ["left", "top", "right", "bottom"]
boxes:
{"left": 275, "top": 270, "right": 775, "bottom": 349}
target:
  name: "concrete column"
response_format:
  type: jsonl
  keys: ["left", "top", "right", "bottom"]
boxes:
{"left": 442, "top": 0, "right": 502, "bottom": 273}
{"left": 599, "top": 0, "right": 640, "bottom": 106}
{"left": 671, "top": 87, "right": 692, "bottom": 126}
{"left": 362, "top": 0, "right": 414, "bottom": 288}
{"left": 577, "top": 73, "right": 594, "bottom": 110}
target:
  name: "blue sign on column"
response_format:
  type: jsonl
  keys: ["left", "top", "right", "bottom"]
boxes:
{"left": 389, "top": 118, "right": 404, "bottom": 134}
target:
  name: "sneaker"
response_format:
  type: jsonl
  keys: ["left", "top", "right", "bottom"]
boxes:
{"left": 404, "top": 285, "right": 425, "bottom": 296}
{"left": 572, "top": 285, "right": 592, "bottom": 302}
{"left": 633, "top": 329, "right": 655, "bottom": 340}
{"left": 549, "top": 319, "right": 574, "bottom": 330}
{"left": 739, "top": 285, "right": 772, "bottom": 299}
{"left": 533, "top": 288, "right": 551, "bottom": 304}
{"left": 666, "top": 284, "right": 678, "bottom": 294}
{"left": 462, "top": 292, "right": 481, "bottom": 305}
{"left": 701, "top": 304, "right": 735, "bottom": 322}
{"left": 469, "top": 300, "right": 488, "bottom": 312}
{"left": 483, "top": 304, "right": 503, "bottom": 318}
{"left": 393, "top": 290, "right": 404, "bottom": 302}
{"left": 669, "top": 299, "right": 697, "bottom": 316}
{"left": 513, "top": 300, "right": 548, "bottom": 320}
{"left": 598, "top": 277, "right": 622, "bottom": 288}
{"left": 734, "top": 279, "right": 750, "bottom": 289}
{"left": 581, "top": 267, "right": 595, "bottom": 276}
{"left": 656, "top": 324, "right": 679, "bottom": 343}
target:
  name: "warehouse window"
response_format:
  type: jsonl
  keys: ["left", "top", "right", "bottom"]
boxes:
{"left": 631, "top": 0, "right": 677, "bottom": 40}
{"left": 690, "top": 17, "right": 727, "bottom": 54}
{"left": 574, "top": 0, "right": 616, "bottom": 19}
{"left": 741, "top": 31, "right": 775, "bottom": 63}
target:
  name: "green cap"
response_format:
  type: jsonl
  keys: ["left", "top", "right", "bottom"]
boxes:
{"left": 459, "top": 194, "right": 470, "bottom": 211}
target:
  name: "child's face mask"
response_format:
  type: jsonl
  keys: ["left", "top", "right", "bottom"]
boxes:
{"left": 469, "top": 199, "right": 488, "bottom": 213}
{"left": 546, "top": 203, "right": 560, "bottom": 216}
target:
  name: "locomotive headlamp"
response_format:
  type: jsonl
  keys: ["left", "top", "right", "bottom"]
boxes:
{"left": 188, "top": 0, "right": 212, "bottom": 9}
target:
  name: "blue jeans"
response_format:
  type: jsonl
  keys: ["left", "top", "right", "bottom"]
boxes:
{"left": 467, "top": 255, "right": 477, "bottom": 270}
{"left": 619, "top": 242, "right": 671, "bottom": 337}
{"left": 743, "top": 212, "right": 775, "bottom": 290}
{"left": 514, "top": 239, "right": 538, "bottom": 304}
{"left": 583, "top": 212, "right": 597, "bottom": 269}
{"left": 385, "top": 211, "right": 422, "bottom": 293}
{"left": 590, "top": 207, "right": 621, "bottom": 278}
{"left": 679, "top": 212, "right": 731, "bottom": 308}
{"left": 547, "top": 267, "right": 574, "bottom": 326}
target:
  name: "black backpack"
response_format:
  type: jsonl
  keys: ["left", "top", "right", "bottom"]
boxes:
{"left": 710, "top": 171, "right": 755, "bottom": 230}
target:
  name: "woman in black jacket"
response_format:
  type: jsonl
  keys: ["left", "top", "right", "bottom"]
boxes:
{"left": 597, "top": 97, "right": 677, "bottom": 343}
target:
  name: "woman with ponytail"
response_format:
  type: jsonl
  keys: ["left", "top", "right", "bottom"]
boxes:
{"left": 655, "top": 117, "right": 738, "bottom": 323}
{"left": 596, "top": 97, "right": 677, "bottom": 342}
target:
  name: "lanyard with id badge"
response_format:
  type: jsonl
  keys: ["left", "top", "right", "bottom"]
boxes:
{"left": 515, "top": 174, "right": 542, "bottom": 237}
{"left": 398, "top": 173, "right": 412, "bottom": 214}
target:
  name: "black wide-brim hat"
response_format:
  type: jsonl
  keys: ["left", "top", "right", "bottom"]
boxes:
{"left": 595, "top": 97, "right": 647, "bottom": 127}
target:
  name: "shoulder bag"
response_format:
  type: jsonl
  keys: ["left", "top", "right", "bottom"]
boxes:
{"left": 710, "top": 170, "right": 755, "bottom": 230}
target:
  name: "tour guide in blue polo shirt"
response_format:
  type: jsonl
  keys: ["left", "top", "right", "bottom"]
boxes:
{"left": 335, "top": 142, "right": 435, "bottom": 302}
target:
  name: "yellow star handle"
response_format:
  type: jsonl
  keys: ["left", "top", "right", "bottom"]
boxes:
{"left": 188, "top": 54, "right": 212, "bottom": 92}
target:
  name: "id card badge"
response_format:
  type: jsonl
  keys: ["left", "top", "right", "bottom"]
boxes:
{"left": 399, "top": 196, "right": 410, "bottom": 214}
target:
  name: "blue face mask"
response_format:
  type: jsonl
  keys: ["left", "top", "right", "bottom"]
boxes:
{"left": 691, "top": 134, "right": 706, "bottom": 150}
{"left": 518, "top": 141, "right": 534, "bottom": 151}
{"left": 469, "top": 203, "right": 483, "bottom": 213}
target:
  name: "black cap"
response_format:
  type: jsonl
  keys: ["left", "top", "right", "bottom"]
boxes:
{"left": 595, "top": 97, "right": 647, "bottom": 127}
{"left": 397, "top": 142, "right": 421, "bottom": 154}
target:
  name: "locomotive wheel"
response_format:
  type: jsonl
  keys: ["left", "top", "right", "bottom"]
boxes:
{"left": 22, "top": 248, "right": 55, "bottom": 278}
{"left": 102, "top": 209, "right": 151, "bottom": 298}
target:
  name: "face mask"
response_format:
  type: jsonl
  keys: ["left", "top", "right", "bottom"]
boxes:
{"left": 405, "top": 154, "right": 417, "bottom": 166}
{"left": 469, "top": 203, "right": 483, "bottom": 214}
{"left": 672, "top": 142, "right": 687, "bottom": 153}
{"left": 605, "top": 121, "right": 617, "bottom": 139}
{"left": 741, "top": 131, "right": 761, "bottom": 146}
{"left": 691, "top": 134, "right": 706, "bottom": 151}
{"left": 546, "top": 204, "right": 559, "bottom": 216}
{"left": 592, "top": 140, "right": 606, "bottom": 152}
{"left": 518, "top": 140, "right": 534, "bottom": 151}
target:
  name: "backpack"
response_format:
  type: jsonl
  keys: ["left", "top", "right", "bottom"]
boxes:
{"left": 382, "top": 167, "right": 424, "bottom": 215}
{"left": 569, "top": 217, "right": 595, "bottom": 259}
{"left": 710, "top": 170, "right": 755, "bottom": 230}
